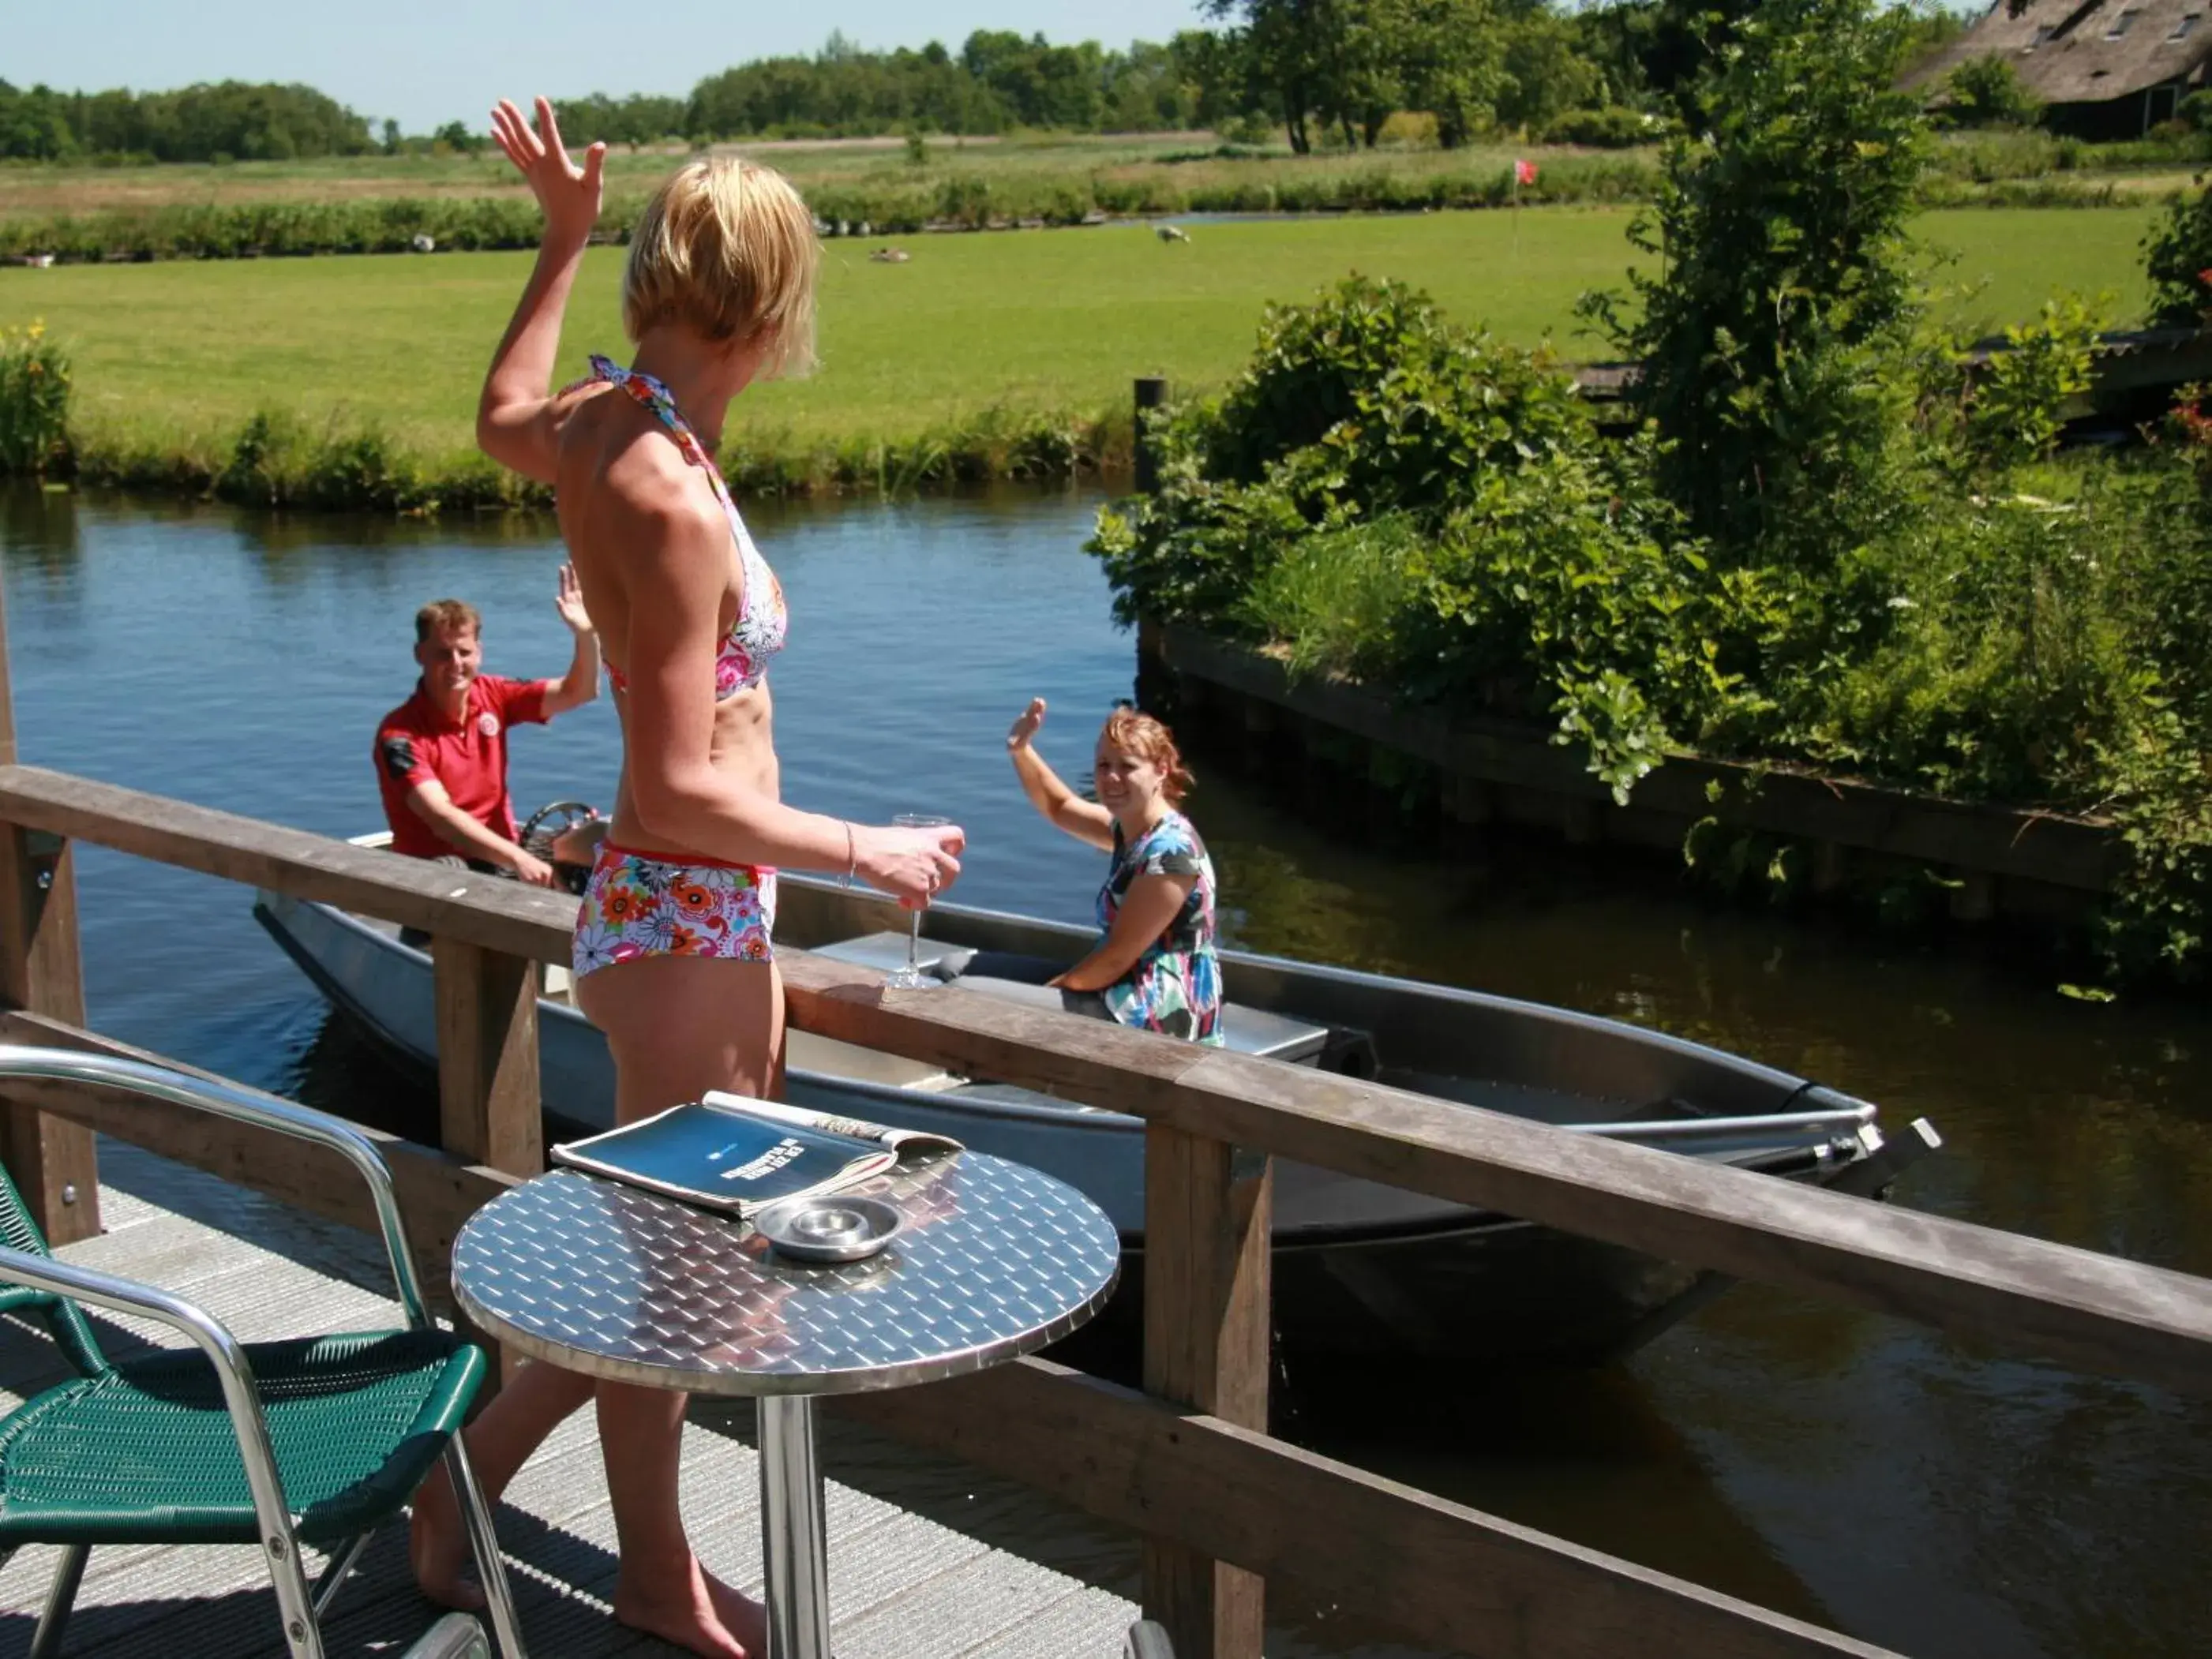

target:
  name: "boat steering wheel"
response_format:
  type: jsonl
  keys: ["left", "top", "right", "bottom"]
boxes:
{"left": 519, "top": 799, "right": 604, "bottom": 893}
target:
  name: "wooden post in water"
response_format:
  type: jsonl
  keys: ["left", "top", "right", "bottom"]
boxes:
{"left": 1141, "top": 1125, "right": 1272, "bottom": 1658}
{"left": 0, "top": 571, "right": 100, "bottom": 1244}
{"left": 1134, "top": 376, "right": 1168, "bottom": 493}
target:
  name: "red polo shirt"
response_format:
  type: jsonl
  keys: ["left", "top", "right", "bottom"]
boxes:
{"left": 373, "top": 675, "right": 550, "bottom": 859}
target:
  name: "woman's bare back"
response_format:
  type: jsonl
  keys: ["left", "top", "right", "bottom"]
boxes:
{"left": 553, "top": 383, "right": 781, "bottom": 856}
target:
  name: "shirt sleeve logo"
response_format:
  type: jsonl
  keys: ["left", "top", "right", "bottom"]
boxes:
{"left": 379, "top": 736, "right": 417, "bottom": 781}
{"left": 478, "top": 711, "right": 501, "bottom": 737}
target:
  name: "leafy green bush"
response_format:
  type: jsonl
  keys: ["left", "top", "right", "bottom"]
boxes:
{"left": 1542, "top": 107, "right": 1664, "bottom": 148}
{"left": 1093, "top": 275, "right": 1734, "bottom": 799}
{"left": 1963, "top": 297, "right": 2102, "bottom": 470}
{"left": 0, "top": 194, "right": 634, "bottom": 264}
{"left": 1940, "top": 55, "right": 2043, "bottom": 129}
{"left": 0, "top": 322, "right": 71, "bottom": 476}
{"left": 1093, "top": 275, "right": 1602, "bottom": 628}
{"left": 2143, "top": 182, "right": 2212, "bottom": 325}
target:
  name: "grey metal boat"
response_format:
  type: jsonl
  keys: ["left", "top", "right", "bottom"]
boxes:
{"left": 253, "top": 830, "right": 1935, "bottom": 1368}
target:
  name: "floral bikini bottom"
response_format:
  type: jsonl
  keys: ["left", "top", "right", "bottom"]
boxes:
{"left": 572, "top": 841, "right": 777, "bottom": 980}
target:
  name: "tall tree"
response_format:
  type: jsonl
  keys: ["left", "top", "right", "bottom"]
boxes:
{"left": 1392, "top": 0, "right": 1507, "bottom": 148}
{"left": 1205, "top": 0, "right": 1517, "bottom": 152}
{"left": 1580, "top": 0, "right": 1927, "bottom": 557}
{"left": 1202, "top": 0, "right": 1344, "bottom": 152}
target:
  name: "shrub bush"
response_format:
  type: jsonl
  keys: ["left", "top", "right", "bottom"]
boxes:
{"left": 2143, "top": 182, "right": 2212, "bottom": 325}
{"left": 0, "top": 322, "right": 71, "bottom": 476}
{"left": 1541, "top": 107, "right": 1665, "bottom": 148}
{"left": 0, "top": 194, "right": 635, "bottom": 264}
{"left": 1091, "top": 264, "right": 2212, "bottom": 976}
{"left": 1940, "top": 55, "right": 2044, "bottom": 129}
{"left": 1093, "top": 275, "right": 1734, "bottom": 798}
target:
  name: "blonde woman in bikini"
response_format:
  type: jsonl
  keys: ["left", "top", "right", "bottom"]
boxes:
{"left": 407, "top": 98, "right": 965, "bottom": 1659}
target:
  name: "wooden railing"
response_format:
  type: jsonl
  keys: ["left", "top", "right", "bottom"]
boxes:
{"left": 1, "top": 743, "right": 2209, "bottom": 1649}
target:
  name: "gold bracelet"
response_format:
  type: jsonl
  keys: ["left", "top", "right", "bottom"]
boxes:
{"left": 842, "top": 822, "right": 857, "bottom": 889}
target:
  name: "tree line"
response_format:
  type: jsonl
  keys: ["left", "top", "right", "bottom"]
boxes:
{"left": 0, "top": 80, "right": 373, "bottom": 163}
{"left": 0, "top": 5, "right": 1972, "bottom": 167}
{"left": 537, "top": 11, "right": 1694, "bottom": 152}
{"left": 547, "top": 5, "right": 1963, "bottom": 154}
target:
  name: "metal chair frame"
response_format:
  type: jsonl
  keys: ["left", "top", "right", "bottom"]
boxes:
{"left": 0, "top": 1046, "right": 527, "bottom": 1659}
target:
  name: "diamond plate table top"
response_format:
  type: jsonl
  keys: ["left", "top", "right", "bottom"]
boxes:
{"left": 451, "top": 1153, "right": 1121, "bottom": 1395}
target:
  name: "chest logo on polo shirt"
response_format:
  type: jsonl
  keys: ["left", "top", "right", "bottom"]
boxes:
{"left": 478, "top": 711, "right": 500, "bottom": 738}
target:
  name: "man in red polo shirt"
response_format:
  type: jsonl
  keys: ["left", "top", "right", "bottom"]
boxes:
{"left": 373, "top": 568, "right": 600, "bottom": 887}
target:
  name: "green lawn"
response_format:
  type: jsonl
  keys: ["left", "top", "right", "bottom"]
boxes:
{"left": 0, "top": 205, "right": 2156, "bottom": 458}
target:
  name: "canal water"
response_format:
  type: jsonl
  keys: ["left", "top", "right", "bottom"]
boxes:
{"left": 2, "top": 483, "right": 2206, "bottom": 1659}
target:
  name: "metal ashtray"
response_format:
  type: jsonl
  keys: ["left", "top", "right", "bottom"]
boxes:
{"left": 755, "top": 1195, "right": 903, "bottom": 1264}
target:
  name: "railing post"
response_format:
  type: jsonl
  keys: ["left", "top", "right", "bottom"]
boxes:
{"left": 0, "top": 574, "right": 99, "bottom": 1244}
{"left": 1142, "top": 1125, "right": 1271, "bottom": 1659}
{"left": 430, "top": 937, "right": 542, "bottom": 1177}
{"left": 431, "top": 936, "right": 542, "bottom": 1389}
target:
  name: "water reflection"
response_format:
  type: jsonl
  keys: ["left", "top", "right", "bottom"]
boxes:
{"left": 3, "top": 483, "right": 2209, "bottom": 1659}
{"left": 0, "top": 481, "right": 80, "bottom": 573}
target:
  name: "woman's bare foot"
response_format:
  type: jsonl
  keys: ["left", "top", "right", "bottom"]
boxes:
{"left": 706, "top": 1573, "right": 769, "bottom": 1653}
{"left": 408, "top": 1467, "right": 487, "bottom": 1612}
{"left": 613, "top": 1552, "right": 755, "bottom": 1659}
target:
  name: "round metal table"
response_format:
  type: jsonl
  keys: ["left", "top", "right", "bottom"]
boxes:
{"left": 450, "top": 1152, "right": 1121, "bottom": 1659}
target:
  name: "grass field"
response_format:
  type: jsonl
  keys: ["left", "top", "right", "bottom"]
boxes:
{"left": 0, "top": 126, "right": 2189, "bottom": 217}
{"left": 0, "top": 205, "right": 2158, "bottom": 466}
{"left": 0, "top": 133, "right": 1618, "bottom": 215}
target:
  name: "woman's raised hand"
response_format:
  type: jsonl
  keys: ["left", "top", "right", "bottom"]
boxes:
{"left": 856, "top": 822, "right": 966, "bottom": 908}
{"left": 1007, "top": 697, "right": 1047, "bottom": 752}
{"left": 489, "top": 97, "right": 605, "bottom": 248}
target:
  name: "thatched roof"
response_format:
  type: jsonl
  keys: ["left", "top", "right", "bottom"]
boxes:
{"left": 1903, "top": 0, "right": 2212, "bottom": 106}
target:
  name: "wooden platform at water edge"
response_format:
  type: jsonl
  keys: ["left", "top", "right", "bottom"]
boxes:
{"left": 0, "top": 1139, "right": 1142, "bottom": 1659}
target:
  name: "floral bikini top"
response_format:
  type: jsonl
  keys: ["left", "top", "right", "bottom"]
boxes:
{"left": 572, "top": 355, "right": 788, "bottom": 700}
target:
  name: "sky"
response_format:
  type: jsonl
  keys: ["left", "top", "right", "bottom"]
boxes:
{"left": 10, "top": 1, "right": 1211, "bottom": 134}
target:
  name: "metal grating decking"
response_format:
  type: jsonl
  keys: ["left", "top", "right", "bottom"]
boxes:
{"left": 0, "top": 1141, "right": 1140, "bottom": 1658}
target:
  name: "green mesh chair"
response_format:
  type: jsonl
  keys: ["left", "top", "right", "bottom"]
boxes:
{"left": 0, "top": 1047, "right": 527, "bottom": 1659}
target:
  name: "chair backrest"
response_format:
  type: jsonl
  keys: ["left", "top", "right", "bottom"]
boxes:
{"left": 0, "top": 1155, "right": 111, "bottom": 1376}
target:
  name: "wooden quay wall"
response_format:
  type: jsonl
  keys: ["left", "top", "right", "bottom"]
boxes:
{"left": 1139, "top": 619, "right": 2117, "bottom": 928}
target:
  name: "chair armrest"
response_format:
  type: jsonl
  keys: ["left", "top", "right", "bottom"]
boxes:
{"left": 0, "top": 1044, "right": 433, "bottom": 1328}
{"left": 0, "top": 1245, "right": 304, "bottom": 1557}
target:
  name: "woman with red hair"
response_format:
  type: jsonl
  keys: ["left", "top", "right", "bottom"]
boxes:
{"left": 1005, "top": 698, "right": 1222, "bottom": 1043}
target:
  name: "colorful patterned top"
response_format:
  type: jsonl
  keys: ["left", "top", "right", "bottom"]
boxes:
{"left": 568, "top": 354, "right": 787, "bottom": 701}
{"left": 1097, "top": 810, "right": 1223, "bottom": 1045}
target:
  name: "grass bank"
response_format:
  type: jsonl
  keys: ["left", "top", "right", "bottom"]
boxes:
{"left": 0, "top": 206, "right": 2158, "bottom": 507}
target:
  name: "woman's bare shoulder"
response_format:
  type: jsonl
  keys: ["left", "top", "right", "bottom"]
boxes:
{"left": 560, "top": 401, "right": 718, "bottom": 532}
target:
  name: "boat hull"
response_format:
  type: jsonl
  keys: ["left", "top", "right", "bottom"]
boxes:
{"left": 253, "top": 879, "right": 1885, "bottom": 1366}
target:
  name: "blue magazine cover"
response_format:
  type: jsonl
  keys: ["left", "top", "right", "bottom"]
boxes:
{"left": 551, "top": 1094, "right": 959, "bottom": 1218}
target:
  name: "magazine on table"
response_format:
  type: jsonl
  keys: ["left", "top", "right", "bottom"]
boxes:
{"left": 549, "top": 1092, "right": 962, "bottom": 1219}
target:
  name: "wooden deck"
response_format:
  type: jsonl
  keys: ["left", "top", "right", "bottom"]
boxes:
{"left": 0, "top": 1140, "right": 1142, "bottom": 1659}
{"left": 8, "top": 764, "right": 2212, "bottom": 1659}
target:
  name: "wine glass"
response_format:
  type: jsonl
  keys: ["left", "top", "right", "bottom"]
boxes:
{"left": 883, "top": 813, "right": 950, "bottom": 991}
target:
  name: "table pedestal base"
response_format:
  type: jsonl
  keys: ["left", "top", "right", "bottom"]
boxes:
{"left": 759, "top": 1395, "right": 830, "bottom": 1659}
